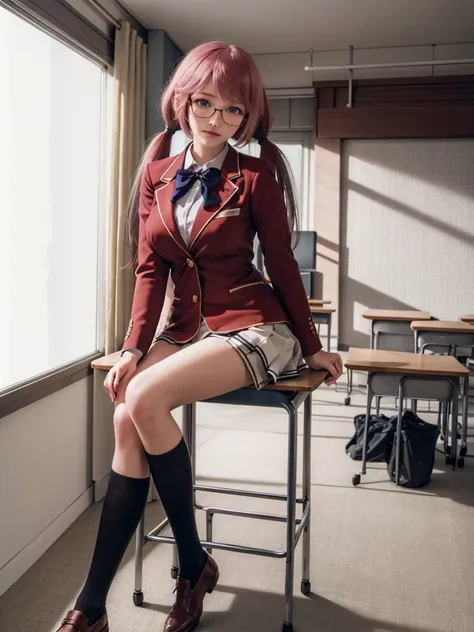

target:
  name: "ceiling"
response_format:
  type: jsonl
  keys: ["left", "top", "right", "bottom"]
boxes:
{"left": 120, "top": 0, "right": 474, "bottom": 55}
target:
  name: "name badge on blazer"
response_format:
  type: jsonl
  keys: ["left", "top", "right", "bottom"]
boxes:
{"left": 214, "top": 207, "right": 241, "bottom": 219}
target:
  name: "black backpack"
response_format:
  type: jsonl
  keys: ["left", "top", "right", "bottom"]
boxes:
{"left": 346, "top": 413, "right": 397, "bottom": 463}
{"left": 387, "top": 410, "right": 440, "bottom": 488}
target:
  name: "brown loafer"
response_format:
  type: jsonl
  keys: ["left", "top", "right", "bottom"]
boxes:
{"left": 163, "top": 553, "right": 219, "bottom": 632}
{"left": 56, "top": 609, "right": 109, "bottom": 632}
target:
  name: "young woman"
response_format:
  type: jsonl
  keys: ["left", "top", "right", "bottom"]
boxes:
{"left": 58, "top": 41, "right": 343, "bottom": 632}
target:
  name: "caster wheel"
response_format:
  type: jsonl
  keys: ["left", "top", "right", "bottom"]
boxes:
{"left": 301, "top": 580, "right": 311, "bottom": 595}
{"left": 352, "top": 474, "right": 361, "bottom": 486}
{"left": 445, "top": 456, "right": 453, "bottom": 466}
{"left": 133, "top": 591, "right": 144, "bottom": 607}
{"left": 344, "top": 397, "right": 351, "bottom": 406}
{"left": 282, "top": 624, "right": 294, "bottom": 632}
{"left": 171, "top": 566, "right": 179, "bottom": 580}
{"left": 460, "top": 446, "right": 467, "bottom": 457}
{"left": 457, "top": 458, "right": 465, "bottom": 468}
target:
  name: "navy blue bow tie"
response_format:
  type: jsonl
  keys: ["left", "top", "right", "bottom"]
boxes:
{"left": 171, "top": 167, "right": 221, "bottom": 209}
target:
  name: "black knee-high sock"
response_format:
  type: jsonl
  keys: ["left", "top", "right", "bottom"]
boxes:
{"left": 146, "top": 438, "right": 206, "bottom": 585}
{"left": 74, "top": 471, "right": 150, "bottom": 623}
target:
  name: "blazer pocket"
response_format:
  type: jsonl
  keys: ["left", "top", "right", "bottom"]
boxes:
{"left": 214, "top": 207, "right": 241, "bottom": 219}
{"left": 229, "top": 281, "right": 267, "bottom": 294}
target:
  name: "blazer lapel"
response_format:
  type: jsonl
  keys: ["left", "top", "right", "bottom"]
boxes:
{"left": 188, "top": 146, "right": 241, "bottom": 251}
{"left": 155, "top": 147, "right": 190, "bottom": 256}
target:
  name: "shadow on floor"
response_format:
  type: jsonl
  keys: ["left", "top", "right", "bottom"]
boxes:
{"left": 140, "top": 582, "right": 438, "bottom": 632}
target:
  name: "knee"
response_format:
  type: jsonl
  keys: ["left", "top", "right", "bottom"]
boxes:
{"left": 125, "top": 374, "right": 167, "bottom": 430}
{"left": 113, "top": 404, "right": 140, "bottom": 446}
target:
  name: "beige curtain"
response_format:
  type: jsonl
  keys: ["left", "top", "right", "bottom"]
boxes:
{"left": 105, "top": 21, "right": 147, "bottom": 354}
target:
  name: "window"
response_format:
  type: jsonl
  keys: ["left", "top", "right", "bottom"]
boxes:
{"left": 0, "top": 6, "right": 112, "bottom": 391}
{"left": 237, "top": 132, "right": 315, "bottom": 230}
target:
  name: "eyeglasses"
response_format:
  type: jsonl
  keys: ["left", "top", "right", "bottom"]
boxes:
{"left": 190, "top": 98, "right": 247, "bottom": 127}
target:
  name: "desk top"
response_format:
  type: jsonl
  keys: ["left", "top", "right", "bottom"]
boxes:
{"left": 411, "top": 320, "right": 474, "bottom": 333}
{"left": 309, "top": 306, "right": 336, "bottom": 314}
{"left": 345, "top": 347, "right": 468, "bottom": 376}
{"left": 362, "top": 309, "right": 431, "bottom": 321}
{"left": 460, "top": 314, "right": 474, "bottom": 323}
{"left": 307, "top": 298, "right": 332, "bottom": 305}
{"left": 91, "top": 354, "right": 327, "bottom": 392}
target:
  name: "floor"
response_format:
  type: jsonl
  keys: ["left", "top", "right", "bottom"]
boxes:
{"left": 1, "top": 366, "right": 474, "bottom": 632}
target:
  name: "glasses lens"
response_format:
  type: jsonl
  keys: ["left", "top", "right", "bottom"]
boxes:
{"left": 191, "top": 100, "right": 245, "bottom": 127}
{"left": 222, "top": 110, "right": 245, "bottom": 126}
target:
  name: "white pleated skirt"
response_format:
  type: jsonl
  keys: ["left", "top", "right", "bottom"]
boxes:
{"left": 155, "top": 319, "right": 308, "bottom": 390}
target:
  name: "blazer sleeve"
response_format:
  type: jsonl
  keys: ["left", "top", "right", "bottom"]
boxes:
{"left": 121, "top": 164, "right": 170, "bottom": 357}
{"left": 250, "top": 166, "right": 323, "bottom": 357}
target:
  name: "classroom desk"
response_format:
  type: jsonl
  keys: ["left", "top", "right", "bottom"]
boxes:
{"left": 345, "top": 348, "right": 469, "bottom": 485}
{"left": 411, "top": 320, "right": 474, "bottom": 458}
{"left": 363, "top": 309, "right": 432, "bottom": 350}
{"left": 309, "top": 306, "right": 336, "bottom": 352}
{"left": 344, "top": 309, "right": 432, "bottom": 406}
{"left": 460, "top": 314, "right": 474, "bottom": 324}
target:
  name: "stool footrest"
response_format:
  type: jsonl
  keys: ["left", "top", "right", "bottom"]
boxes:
{"left": 194, "top": 483, "right": 303, "bottom": 503}
{"left": 146, "top": 534, "right": 287, "bottom": 559}
{"left": 196, "top": 503, "right": 303, "bottom": 524}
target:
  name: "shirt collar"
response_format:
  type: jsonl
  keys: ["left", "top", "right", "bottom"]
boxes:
{"left": 184, "top": 143, "right": 229, "bottom": 172}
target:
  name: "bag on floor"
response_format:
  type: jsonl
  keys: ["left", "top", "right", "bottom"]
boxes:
{"left": 387, "top": 410, "right": 440, "bottom": 488}
{"left": 346, "top": 413, "right": 397, "bottom": 462}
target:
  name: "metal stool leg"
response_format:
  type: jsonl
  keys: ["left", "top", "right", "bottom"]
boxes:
{"left": 133, "top": 513, "right": 145, "bottom": 606}
{"left": 282, "top": 401, "right": 298, "bottom": 632}
{"left": 301, "top": 394, "right": 311, "bottom": 595}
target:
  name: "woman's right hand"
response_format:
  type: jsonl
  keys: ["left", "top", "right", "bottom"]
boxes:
{"left": 103, "top": 353, "right": 139, "bottom": 402}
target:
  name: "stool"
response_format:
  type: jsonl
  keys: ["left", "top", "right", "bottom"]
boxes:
{"left": 132, "top": 368, "right": 327, "bottom": 632}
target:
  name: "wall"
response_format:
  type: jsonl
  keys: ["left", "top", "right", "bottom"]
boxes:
{"left": 0, "top": 379, "right": 93, "bottom": 596}
{"left": 339, "top": 138, "right": 474, "bottom": 348}
{"left": 255, "top": 42, "right": 474, "bottom": 89}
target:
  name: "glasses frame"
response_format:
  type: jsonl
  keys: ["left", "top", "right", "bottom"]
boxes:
{"left": 189, "top": 97, "right": 248, "bottom": 128}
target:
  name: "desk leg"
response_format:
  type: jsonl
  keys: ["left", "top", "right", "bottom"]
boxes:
{"left": 449, "top": 381, "right": 459, "bottom": 470}
{"left": 327, "top": 315, "right": 331, "bottom": 353}
{"left": 395, "top": 384, "right": 405, "bottom": 486}
{"left": 460, "top": 375, "right": 469, "bottom": 459}
{"left": 353, "top": 385, "right": 373, "bottom": 485}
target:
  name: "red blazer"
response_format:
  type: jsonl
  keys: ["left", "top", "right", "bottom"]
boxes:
{"left": 122, "top": 144, "right": 323, "bottom": 358}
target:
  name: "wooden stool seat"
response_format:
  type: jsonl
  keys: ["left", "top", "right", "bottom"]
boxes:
{"left": 91, "top": 353, "right": 327, "bottom": 392}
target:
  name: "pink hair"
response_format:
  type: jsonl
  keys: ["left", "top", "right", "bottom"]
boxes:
{"left": 126, "top": 42, "right": 298, "bottom": 264}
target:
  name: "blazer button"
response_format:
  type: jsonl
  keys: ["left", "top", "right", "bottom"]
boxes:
{"left": 187, "top": 258, "right": 195, "bottom": 268}
{"left": 192, "top": 295, "right": 198, "bottom": 303}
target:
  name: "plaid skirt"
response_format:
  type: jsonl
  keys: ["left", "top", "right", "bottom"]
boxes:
{"left": 155, "top": 319, "right": 308, "bottom": 390}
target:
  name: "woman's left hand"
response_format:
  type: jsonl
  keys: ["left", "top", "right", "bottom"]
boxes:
{"left": 305, "top": 349, "right": 344, "bottom": 385}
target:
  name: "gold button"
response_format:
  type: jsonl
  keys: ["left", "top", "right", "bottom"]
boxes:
{"left": 187, "top": 258, "right": 195, "bottom": 268}
{"left": 192, "top": 295, "right": 198, "bottom": 303}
